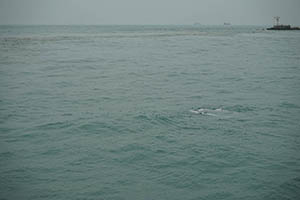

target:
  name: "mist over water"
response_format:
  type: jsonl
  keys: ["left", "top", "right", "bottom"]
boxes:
{"left": 0, "top": 25, "right": 300, "bottom": 199}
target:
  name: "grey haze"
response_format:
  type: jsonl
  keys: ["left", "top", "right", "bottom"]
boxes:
{"left": 0, "top": 0, "right": 300, "bottom": 26}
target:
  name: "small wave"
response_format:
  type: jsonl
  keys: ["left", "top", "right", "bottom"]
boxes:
{"left": 136, "top": 113, "right": 183, "bottom": 129}
{"left": 37, "top": 121, "right": 74, "bottom": 130}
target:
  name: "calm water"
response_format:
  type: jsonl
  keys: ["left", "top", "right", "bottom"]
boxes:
{"left": 0, "top": 25, "right": 300, "bottom": 200}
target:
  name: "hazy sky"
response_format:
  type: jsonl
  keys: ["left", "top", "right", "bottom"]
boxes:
{"left": 0, "top": 0, "right": 300, "bottom": 25}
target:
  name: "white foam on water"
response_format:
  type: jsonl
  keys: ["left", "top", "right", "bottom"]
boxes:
{"left": 189, "top": 110, "right": 200, "bottom": 114}
{"left": 190, "top": 107, "right": 225, "bottom": 116}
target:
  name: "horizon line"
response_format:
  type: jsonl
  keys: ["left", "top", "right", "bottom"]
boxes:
{"left": 0, "top": 23, "right": 269, "bottom": 26}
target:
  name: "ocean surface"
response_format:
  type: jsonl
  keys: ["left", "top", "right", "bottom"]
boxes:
{"left": 0, "top": 25, "right": 300, "bottom": 200}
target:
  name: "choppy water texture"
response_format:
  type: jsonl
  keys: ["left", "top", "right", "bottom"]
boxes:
{"left": 1, "top": 25, "right": 300, "bottom": 200}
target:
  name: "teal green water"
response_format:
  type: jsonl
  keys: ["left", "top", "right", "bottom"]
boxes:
{"left": 0, "top": 25, "right": 300, "bottom": 200}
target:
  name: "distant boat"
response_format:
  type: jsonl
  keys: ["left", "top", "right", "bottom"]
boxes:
{"left": 267, "top": 16, "right": 300, "bottom": 30}
{"left": 267, "top": 25, "right": 300, "bottom": 30}
{"left": 223, "top": 22, "right": 231, "bottom": 26}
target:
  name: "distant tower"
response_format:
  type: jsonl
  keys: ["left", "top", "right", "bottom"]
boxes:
{"left": 274, "top": 16, "right": 280, "bottom": 26}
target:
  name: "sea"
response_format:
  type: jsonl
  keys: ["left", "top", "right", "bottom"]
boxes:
{"left": 0, "top": 25, "right": 300, "bottom": 200}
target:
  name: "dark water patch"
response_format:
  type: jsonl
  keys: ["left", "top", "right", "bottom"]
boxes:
{"left": 135, "top": 112, "right": 212, "bottom": 132}
{"left": 40, "top": 149, "right": 63, "bottom": 157}
{"left": 135, "top": 113, "right": 182, "bottom": 129}
{"left": 188, "top": 94, "right": 203, "bottom": 99}
{"left": 36, "top": 121, "right": 75, "bottom": 131}
{"left": 226, "top": 105, "right": 256, "bottom": 113}
{"left": 46, "top": 73, "right": 68, "bottom": 78}
{"left": 109, "top": 143, "right": 153, "bottom": 166}
{"left": 279, "top": 102, "right": 300, "bottom": 109}
{"left": 114, "top": 143, "right": 149, "bottom": 153}
{"left": 266, "top": 177, "right": 300, "bottom": 200}
{"left": 217, "top": 89, "right": 233, "bottom": 94}
{"left": 77, "top": 121, "right": 134, "bottom": 136}
{"left": 153, "top": 114, "right": 183, "bottom": 129}
{"left": 0, "top": 151, "right": 15, "bottom": 162}
{"left": 61, "top": 113, "right": 72, "bottom": 116}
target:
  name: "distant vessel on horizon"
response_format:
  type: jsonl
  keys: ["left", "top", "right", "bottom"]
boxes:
{"left": 267, "top": 16, "right": 300, "bottom": 30}
{"left": 223, "top": 22, "right": 231, "bottom": 26}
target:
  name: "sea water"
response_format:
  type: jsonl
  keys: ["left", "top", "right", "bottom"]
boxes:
{"left": 0, "top": 25, "right": 300, "bottom": 200}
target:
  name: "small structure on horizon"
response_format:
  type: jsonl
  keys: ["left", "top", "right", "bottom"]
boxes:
{"left": 267, "top": 16, "right": 300, "bottom": 30}
{"left": 274, "top": 16, "right": 280, "bottom": 26}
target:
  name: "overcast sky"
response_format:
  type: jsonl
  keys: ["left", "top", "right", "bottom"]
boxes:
{"left": 0, "top": 0, "right": 299, "bottom": 25}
